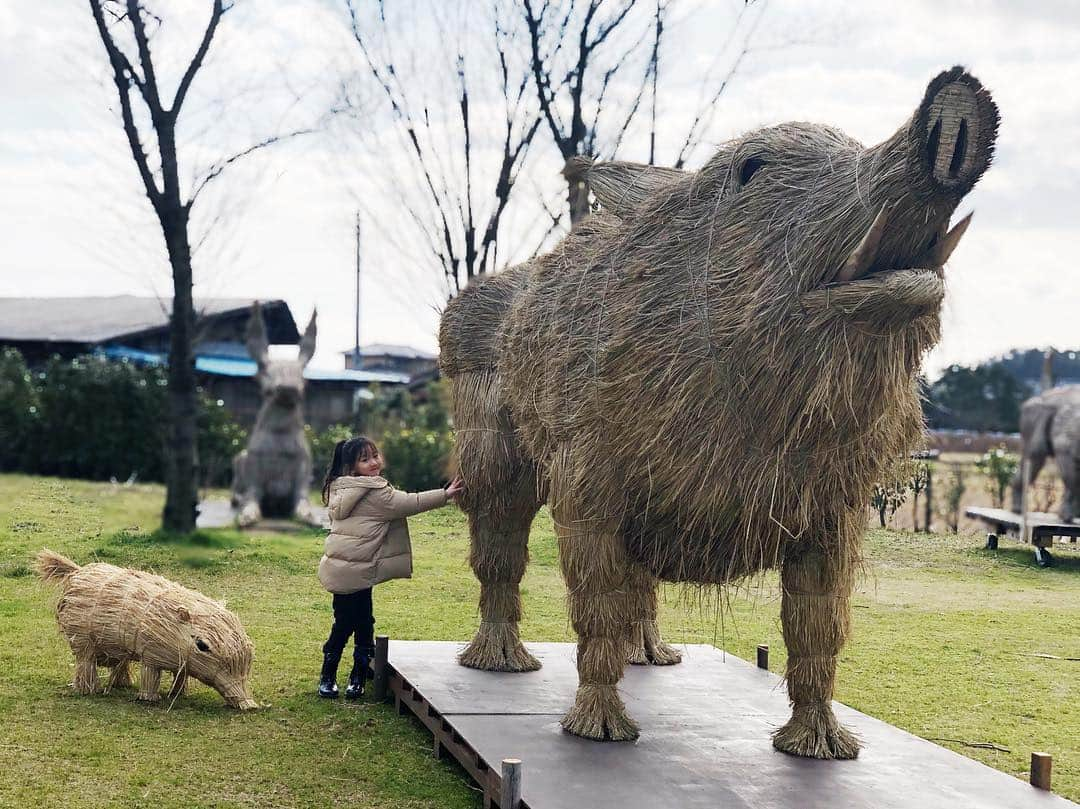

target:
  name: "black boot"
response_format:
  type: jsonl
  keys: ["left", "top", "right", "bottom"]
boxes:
{"left": 318, "top": 651, "right": 341, "bottom": 699}
{"left": 344, "top": 651, "right": 370, "bottom": 700}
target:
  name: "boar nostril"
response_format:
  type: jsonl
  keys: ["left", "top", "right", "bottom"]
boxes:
{"left": 948, "top": 119, "right": 968, "bottom": 179}
{"left": 927, "top": 119, "right": 942, "bottom": 169}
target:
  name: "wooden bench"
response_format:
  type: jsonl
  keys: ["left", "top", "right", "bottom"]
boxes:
{"left": 965, "top": 506, "right": 1080, "bottom": 567}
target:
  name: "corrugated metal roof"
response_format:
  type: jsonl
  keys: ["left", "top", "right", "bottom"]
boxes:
{"left": 341, "top": 343, "right": 437, "bottom": 360}
{"left": 0, "top": 296, "right": 295, "bottom": 343}
{"left": 100, "top": 345, "right": 409, "bottom": 384}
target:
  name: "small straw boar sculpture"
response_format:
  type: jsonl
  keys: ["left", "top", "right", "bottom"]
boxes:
{"left": 36, "top": 549, "right": 257, "bottom": 709}
{"left": 231, "top": 302, "right": 318, "bottom": 527}
{"left": 440, "top": 67, "right": 999, "bottom": 758}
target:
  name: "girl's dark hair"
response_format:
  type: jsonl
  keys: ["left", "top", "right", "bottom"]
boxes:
{"left": 321, "top": 436, "right": 380, "bottom": 505}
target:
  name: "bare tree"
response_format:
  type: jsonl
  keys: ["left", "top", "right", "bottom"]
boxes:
{"left": 88, "top": 1, "right": 316, "bottom": 532}
{"left": 343, "top": 0, "right": 544, "bottom": 297}
{"left": 523, "top": 0, "right": 769, "bottom": 225}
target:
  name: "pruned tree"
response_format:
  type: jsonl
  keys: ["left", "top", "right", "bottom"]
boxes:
{"left": 522, "top": 0, "right": 768, "bottom": 224}
{"left": 909, "top": 460, "right": 930, "bottom": 532}
{"left": 88, "top": 0, "right": 317, "bottom": 532}
{"left": 343, "top": 0, "right": 545, "bottom": 297}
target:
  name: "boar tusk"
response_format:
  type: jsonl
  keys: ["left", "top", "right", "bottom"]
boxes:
{"left": 836, "top": 205, "right": 890, "bottom": 283}
{"left": 933, "top": 211, "right": 973, "bottom": 266}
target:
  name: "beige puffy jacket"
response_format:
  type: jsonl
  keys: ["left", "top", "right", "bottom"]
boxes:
{"left": 318, "top": 476, "right": 448, "bottom": 595}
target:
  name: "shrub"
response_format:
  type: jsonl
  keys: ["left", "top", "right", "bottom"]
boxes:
{"left": 199, "top": 396, "right": 248, "bottom": 488}
{"left": 380, "top": 426, "right": 453, "bottom": 492}
{"left": 306, "top": 423, "right": 354, "bottom": 485}
{"left": 974, "top": 445, "right": 1019, "bottom": 509}
{"left": 5, "top": 349, "right": 245, "bottom": 486}
{"left": 0, "top": 348, "right": 39, "bottom": 471}
{"left": 311, "top": 380, "right": 455, "bottom": 493}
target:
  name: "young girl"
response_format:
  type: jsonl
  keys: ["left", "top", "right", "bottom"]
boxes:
{"left": 317, "top": 436, "right": 463, "bottom": 699}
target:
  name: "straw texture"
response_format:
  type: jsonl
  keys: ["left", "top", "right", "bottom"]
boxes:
{"left": 441, "top": 67, "right": 998, "bottom": 755}
{"left": 36, "top": 549, "right": 256, "bottom": 709}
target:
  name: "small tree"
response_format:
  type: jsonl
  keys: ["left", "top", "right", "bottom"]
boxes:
{"left": 974, "top": 445, "right": 1020, "bottom": 509}
{"left": 870, "top": 460, "right": 911, "bottom": 529}
{"left": 909, "top": 461, "right": 930, "bottom": 532}
{"left": 937, "top": 463, "right": 967, "bottom": 533}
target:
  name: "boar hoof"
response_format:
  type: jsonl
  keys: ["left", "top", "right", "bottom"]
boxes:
{"left": 457, "top": 622, "right": 540, "bottom": 672}
{"left": 772, "top": 703, "right": 860, "bottom": 760}
{"left": 626, "top": 621, "right": 682, "bottom": 666}
{"left": 561, "top": 684, "right": 640, "bottom": 742}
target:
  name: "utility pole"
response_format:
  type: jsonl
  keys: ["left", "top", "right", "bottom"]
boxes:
{"left": 353, "top": 211, "right": 362, "bottom": 370}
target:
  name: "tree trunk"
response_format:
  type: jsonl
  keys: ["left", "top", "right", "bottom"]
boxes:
{"left": 912, "top": 492, "right": 920, "bottom": 532}
{"left": 161, "top": 205, "right": 199, "bottom": 533}
{"left": 877, "top": 506, "right": 886, "bottom": 528}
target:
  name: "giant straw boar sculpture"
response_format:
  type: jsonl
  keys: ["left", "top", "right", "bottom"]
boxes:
{"left": 1012, "top": 385, "right": 1080, "bottom": 524}
{"left": 36, "top": 549, "right": 257, "bottom": 709}
{"left": 231, "top": 303, "right": 318, "bottom": 527}
{"left": 440, "top": 67, "right": 999, "bottom": 758}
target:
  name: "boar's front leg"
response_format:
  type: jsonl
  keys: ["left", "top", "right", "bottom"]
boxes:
{"left": 72, "top": 643, "right": 98, "bottom": 695}
{"left": 138, "top": 664, "right": 162, "bottom": 703}
{"left": 556, "top": 510, "right": 642, "bottom": 741}
{"left": 773, "top": 545, "right": 859, "bottom": 760}
{"left": 626, "top": 573, "right": 682, "bottom": 666}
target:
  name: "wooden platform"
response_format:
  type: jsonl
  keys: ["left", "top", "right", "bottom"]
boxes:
{"left": 385, "top": 641, "right": 1074, "bottom": 809}
{"left": 966, "top": 506, "right": 1080, "bottom": 565}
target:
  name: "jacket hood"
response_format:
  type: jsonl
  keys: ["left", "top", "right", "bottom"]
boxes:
{"left": 328, "top": 476, "right": 389, "bottom": 521}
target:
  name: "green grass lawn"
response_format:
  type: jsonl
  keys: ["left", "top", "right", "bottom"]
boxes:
{"left": 1, "top": 473, "right": 1078, "bottom": 807}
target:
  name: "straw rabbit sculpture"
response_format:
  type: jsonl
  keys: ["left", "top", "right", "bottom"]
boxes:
{"left": 440, "top": 67, "right": 998, "bottom": 758}
{"left": 231, "top": 303, "right": 318, "bottom": 527}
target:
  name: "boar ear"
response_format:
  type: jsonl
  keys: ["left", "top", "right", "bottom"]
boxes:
{"left": 245, "top": 302, "right": 271, "bottom": 373}
{"left": 176, "top": 606, "right": 191, "bottom": 623}
{"left": 298, "top": 309, "right": 317, "bottom": 367}
{"left": 584, "top": 159, "right": 689, "bottom": 219}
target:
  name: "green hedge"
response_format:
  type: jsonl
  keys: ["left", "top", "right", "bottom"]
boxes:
{"left": 0, "top": 349, "right": 245, "bottom": 486}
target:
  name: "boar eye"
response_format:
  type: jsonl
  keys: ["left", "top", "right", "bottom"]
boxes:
{"left": 739, "top": 156, "right": 766, "bottom": 186}
{"left": 195, "top": 638, "right": 211, "bottom": 653}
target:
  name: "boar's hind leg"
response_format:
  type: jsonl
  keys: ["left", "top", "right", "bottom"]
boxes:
{"left": 138, "top": 665, "right": 162, "bottom": 703}
{"left": 626, "top": 572, "right": 682, "bottom": 666}
{"left": 556, "top": 509, "right": 641, "bottom": 741}
{"left": 103, "top": 658, "right": 132, "bottom": 689}
{"left": 773, "top": 545, "right": 859, "bottom": 760}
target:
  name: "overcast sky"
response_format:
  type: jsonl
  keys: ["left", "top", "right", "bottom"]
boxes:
{"left": 2, "top": 1, "right": 1077, "bottom": 378}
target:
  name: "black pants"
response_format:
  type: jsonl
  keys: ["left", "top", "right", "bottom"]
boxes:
{"left": 322, "top": 589, "right": 375, "bottom": 662}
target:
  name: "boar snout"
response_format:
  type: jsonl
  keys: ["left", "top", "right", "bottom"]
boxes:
{"left": 915, "top": 66, "right": 999, "bottom": 196}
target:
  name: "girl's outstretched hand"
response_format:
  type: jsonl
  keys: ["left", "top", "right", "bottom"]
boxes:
{"left": 444, "top": 476, "right": 465, "bottom": 501}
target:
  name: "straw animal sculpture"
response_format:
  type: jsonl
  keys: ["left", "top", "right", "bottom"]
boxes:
{"left": 1012, "top": 385, "right": 1080, "bottom": 521}
{"left": 36, "top": 549, "right": 256, "bottom": 709}
{"left": 440, "top": 66, "right": 998, "bottom": 758}
{"left": 231, "top": 302, "right": 318, "bottom": 527}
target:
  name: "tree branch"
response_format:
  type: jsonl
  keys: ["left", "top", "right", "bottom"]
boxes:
{"left": 89, "top": 0, "right": 162, "bottom": 205}
{"left": 188, "top": 126, "right": 317, "bottom": 206}
{"left": 171, "top": 0, "right": 228, "bottom": 121}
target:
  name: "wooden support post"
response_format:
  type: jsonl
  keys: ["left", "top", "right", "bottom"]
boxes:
{"left": 373, "top": 634, "right": 389, "bottom": 701}
{"left": 756, "top": 644, "right": 769, "bottom": 670}
{"left": 433, "top": 736, "right": 443, "bottom": 760}
{"left": 1031, "top": 752, "right": 1052, "bottom": 790}
{"left": 924, "top": 467, "right": 933, "bottom": 533}
{"left": 500, "top": 758, "right": 522, "bottom": 809}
